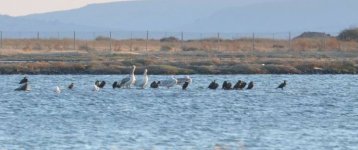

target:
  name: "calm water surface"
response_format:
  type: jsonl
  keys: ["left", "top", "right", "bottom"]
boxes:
{"left": 0, "top": 75, "right": 357, "bottom": 149}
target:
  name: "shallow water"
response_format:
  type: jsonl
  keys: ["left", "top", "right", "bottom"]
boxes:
{"left": 0, "top": 75, "right": 357, "bottom": 149}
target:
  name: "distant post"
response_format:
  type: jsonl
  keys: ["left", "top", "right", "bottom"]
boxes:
{"left": 272, "top": 33, "right": 275, "bottom": 50}
{"left": 200, "top": 33, "right": 203, "bottom": 50}
{"left": 109, "top": 31, "right": 112, "bottom": 52}
{"left": 146, "top": 31, "right": 149, "bottom": 55}
{"left": 181, "top": 32, "right": 184, "bottom": 50}
{"left": 288, "top": 32, "right": 291, "bottom": 50}
{"left": 217, "top": 32, "right": 221, "bottom": 51}
{"left": 0, "top": 31, "right": 2, "bottom": 49}
{"left": 73, "top": 31, "right": 76, "bottom": 50}
{"left": 252, "top": 33, "right": 255, "bottom": 51}
{"left": 272, "top": 33, "right": 275, "bottom": 41}
{"left": 323, "top": 36, "right": 326, "bottom": 50}
{"left": 92, "top": 32, "right": 96, "bottom": 50}
{"left": 130, "top": 32, "right": 133, "bottom": 51}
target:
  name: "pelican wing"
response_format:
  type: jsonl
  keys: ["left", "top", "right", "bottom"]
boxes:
{"left": 160, "top": 78, "right": 177, "bottom": 87}
{"left": 118, "top": 76, "right": 130, "bottom": 87}
{"left": 176, "top": 78, "right": 186, "bottom": 85}
{"left": 176, "top": 77, "right": 192, "bottom": 85}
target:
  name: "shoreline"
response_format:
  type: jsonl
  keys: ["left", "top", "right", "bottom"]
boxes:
{"left": 0, "top": 62, "right": 356, "bottom": 75}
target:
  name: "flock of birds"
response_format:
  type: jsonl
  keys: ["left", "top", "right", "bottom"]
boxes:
{"left": 14, "top": 65, "right": 288, "bottom": 94}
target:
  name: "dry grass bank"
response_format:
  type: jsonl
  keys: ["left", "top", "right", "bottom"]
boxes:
{"left": 0, "top": 37, "right": 357, "bottom": 74}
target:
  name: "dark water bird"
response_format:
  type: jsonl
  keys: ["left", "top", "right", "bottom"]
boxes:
{"left": 208, "top": 80, "right": 219, "bottom": 90}
{"left": 150, "top": 81, "right": 160, "bottom": 89}
{"left": 68, "top": 83, "right": 74, "bottom": 90}
{"left": 95, "top": 80, "right": 100, "bottom": 87}
{"left": 98, "top": 81, "right": 106, "bottom": 88}
{"left": 233, "top": 80, "right": 242, "bottom": 90}
{"left": 277, "top": 80, "right": 287, "bottom": 90}
{"left": 225, "top": 82, "right": 232, "bottom": 90}
{"left": 239, "top": 81, "right": 247, "bottom": 89}
{"left": 112, "top": 81, "right": 118, "bottom": 89}
{"left": 247, "top": 81, "right": 254, "bottom": 89}
{"left": 19, "top": 77, "right": 28, "bottom": 84}
{"left": 222, "top": 81, "right": 232, "bottom": 90}
{"left": 15, "top": 83, "right": 29, "bottom": 91}
{"left": 182, "top": 81, "right": 189, "bottom": 90}
{"left": 222, "top": 81, "right": 228, "bottom": 89}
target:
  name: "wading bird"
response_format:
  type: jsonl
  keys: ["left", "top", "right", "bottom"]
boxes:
{"left": 247, "top": 81, "right": 254, "bottom": 90}
{"left": 68, "top": 83, "right": 74, "bottom": 90}
{"left": 118, "top": 65, "right": 136, "bottom": 88}
{"left": 208, "top": 80, "right": 219, "bottom": 90}
{"left": 277, "top": 80, "right": 287, "bottom": 90}
{"left": 135, "top": 69, "right": 149, "bottom": 89}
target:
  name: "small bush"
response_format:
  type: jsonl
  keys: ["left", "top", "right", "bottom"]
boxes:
{"left": 95, "top": 36, "right": 111, "bottom": 41}
{"left": 338, "top": 28, "right": 358, "bottom": 41}
{"left": 79, "top": 45, "right": 93, "bottom": 51}
{"left": 182, "top": 46, "right": 201, "bottom": 51}
{"left": 272, "top": 44, "right": 284, "bottom": 49}
{"left": 32, "top": 43, "right": 43, "bottom": 50}
{"left": 160, "top": 36, "right": 179, "bottom": 42}
{"left": 295, "top": 32, "right": 331, "bottom": 39}
{"left": 160, "top": 45, "right": 174, "bottom": 51}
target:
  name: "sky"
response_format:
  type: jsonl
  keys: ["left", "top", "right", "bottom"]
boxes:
{"left": 0, "top": 0, "right": 126, "bottom": 16}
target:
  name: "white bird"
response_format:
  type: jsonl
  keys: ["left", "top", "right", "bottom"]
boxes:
{"left": 118, "top": 65, "right": 136, "bottom": 88}
{"left": 159, "top": 76, "right": 178, "bottom": 88}
{"left": 135, "top": 69, "right": 149, "bottom": 89}
{"left": 176, "top": 75, "right": 192, "bottom": 85}
{"left": 55, "top": 86, "right": 61, "bottom": 94}
{"left": 93, "top": 85, "right": 100, "bottom": 91}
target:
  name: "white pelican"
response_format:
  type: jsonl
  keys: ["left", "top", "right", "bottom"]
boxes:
{"left": 135, "top": 69, "right": 148, "bottom": 89}
{"left": 118, "top": 65, "right": 136, "bottom": 88}
{"left": 176, "top": 75, "right": 192, "bottom": 85}
{"left": 55, "top": 86, "right": 61, "bottom": 94}
{"left": 159, "top": 76, "right": 177, "bottom": 88}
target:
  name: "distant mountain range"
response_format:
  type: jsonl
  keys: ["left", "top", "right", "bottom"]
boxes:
{"left": 0, "top": 0, "right": 357, "bottom": 34}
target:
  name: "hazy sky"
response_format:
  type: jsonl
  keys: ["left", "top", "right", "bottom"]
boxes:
{"left": 0, "top": 0, "right": 126, "bottom": 16}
